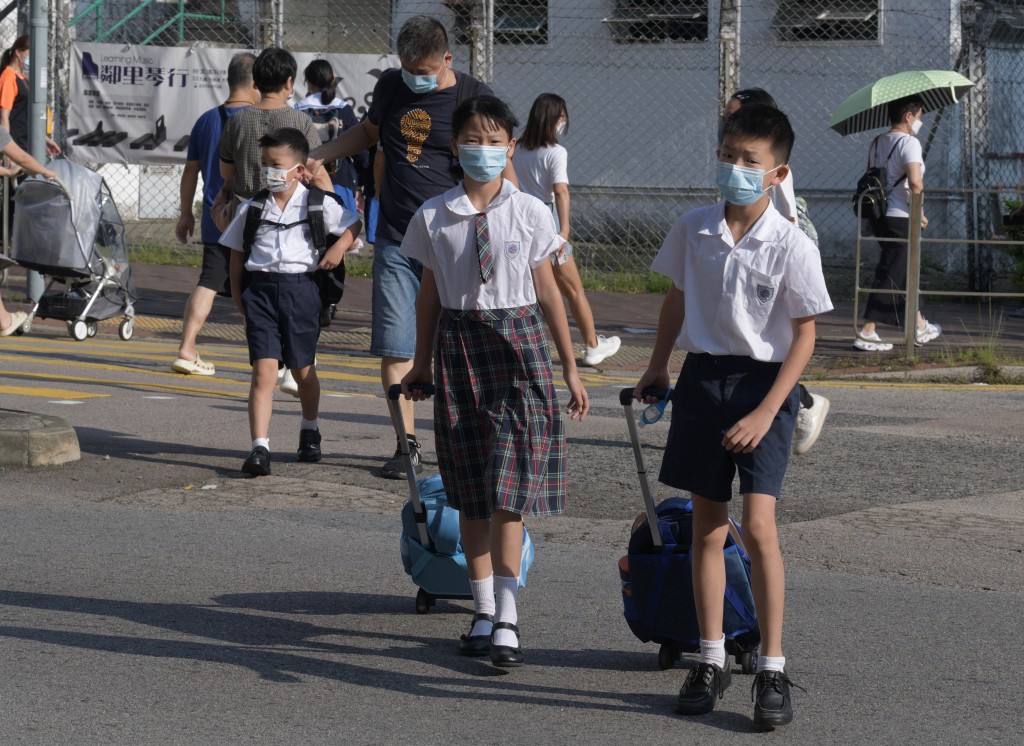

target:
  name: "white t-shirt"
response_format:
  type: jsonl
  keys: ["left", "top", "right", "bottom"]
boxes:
{"left": 400, "top": 179, "right": 562, "bottom": 310}
{"left": 869, "top": 132, "right": 924, "bottom": 218}
{"left": 651, "top": 201, "right": 833, "bottom": 363}
{"left": 219, "top": 183, "right": 360, "bottom": 273}
{"left": 511, "top": 144, "right": 568, "bottom": 204}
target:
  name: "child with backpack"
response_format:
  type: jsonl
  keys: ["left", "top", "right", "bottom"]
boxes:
{"left": 221, "top": 127, "right": 361, "bottom": 476}
{"left": 399, "top": 95, "right": 588, "bottom": 667}
{"left": 634, "top": 105, "right": 832, "bottom": 727}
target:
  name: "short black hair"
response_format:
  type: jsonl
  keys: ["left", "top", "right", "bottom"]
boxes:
{"left": 452, "top": 95, "right": 519, "bottom": 140}
{"left": 888, "top": 96, "right": 925, "bottom": 125}
{"left": 397, "top": 16, "right": 449, "bottom": 63}
{"left": 730, "top": 87, "right": 778, "bottom": 110}
{"left": 259, "top": 128, "right": 309, "bottom": 162}
{"left": 252, "top": 47, "right": 297, "bottom": 94}
{"left": 227, "top": 52, "right": 256, "bottom": 91}
{"left": 721, "top": 104, "right": 794, "bottom": 165}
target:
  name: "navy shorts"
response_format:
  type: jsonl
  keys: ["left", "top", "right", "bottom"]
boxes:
{"left": 242, "top": 272, "right": 321, "bottom": 369}
{"left": 197, "top": 243, "right": 232, "bottom": 296}
{"left": 658, "top": 353, "right": 799, "bottom": 502}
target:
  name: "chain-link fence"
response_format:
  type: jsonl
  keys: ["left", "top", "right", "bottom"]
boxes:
{"left": 36, "top": 1, "right": 1024, "bottom": 296}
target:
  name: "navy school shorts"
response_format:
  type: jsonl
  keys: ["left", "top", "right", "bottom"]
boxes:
{"left": 241, "top": 271, "right": 321, "bottom": 370}
{"left": 658, "top": 353, "right": 799, "bottom": 502}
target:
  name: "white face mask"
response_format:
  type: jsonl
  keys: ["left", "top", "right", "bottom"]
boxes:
{"left": 556, "top": 120, "right": 566, "bottom": 136}
{"left": 261, "top": 164, "right": 299, "bottom": 192}
{"left": 910, "top": 118, "right": 923, "bottom": 136}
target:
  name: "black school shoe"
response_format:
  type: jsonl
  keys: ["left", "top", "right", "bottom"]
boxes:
{"left": 489, "top": 622, "right": 524, "bottom": 667}
{"left": 457, "top": 613, "right": 493, "bottom": 657}
{"left": 242, "top": 446, "right": 271, "bottom": 477}
{"left": 675, "top": 661, "right": 732, "bottom": 715}
{"left": 297, "top": 428, "right": 322, "bottom": 462}
{"left": 752, "top": 669, "right": 804, "bottom": 728}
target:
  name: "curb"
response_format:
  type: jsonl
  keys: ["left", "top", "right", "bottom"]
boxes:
{"left": 0, "top": 409, "right": 81, "bottom": 468}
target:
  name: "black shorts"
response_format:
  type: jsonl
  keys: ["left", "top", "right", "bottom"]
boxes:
{"left": 658, "top": 353, "right": 799, "bottom": 502}
{"left": 241, "top": 272, "right": 321, "bottom": 369}
{"left": 197, "top": 243, "right": 232, "bottom": 296}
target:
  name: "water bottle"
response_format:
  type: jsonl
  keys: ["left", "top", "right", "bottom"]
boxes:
{"left": 639, "top": 388, "right": 671, "bottom": 427}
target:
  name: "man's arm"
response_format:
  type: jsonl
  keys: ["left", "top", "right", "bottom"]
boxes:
{"left": 309, "top": 118, "right": 379, "bottom": 169}
{"left": 176, "top": 160, "right": 200, "bottom": 244}
{"left": 229, "top": 250, "right": 246, "bottom": 316}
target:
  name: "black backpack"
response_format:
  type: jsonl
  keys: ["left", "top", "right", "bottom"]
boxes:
{"left": 852, "top": 135, "right": 908, "bottom": 222}
{"left": 242, "top": 187, "right": 347, "bottom": 326}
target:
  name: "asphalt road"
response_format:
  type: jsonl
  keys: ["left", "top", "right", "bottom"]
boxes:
{"left": 1, "top": 330, "right": 1023, "bottom": 744}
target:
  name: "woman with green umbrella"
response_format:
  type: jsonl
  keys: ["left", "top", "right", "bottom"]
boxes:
{"left": 853, "top": 95, "right": 942, "bottom": 352}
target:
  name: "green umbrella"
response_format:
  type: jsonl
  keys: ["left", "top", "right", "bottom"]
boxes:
{"left": 829, "top": 70, "right": 974, "bottom": 136}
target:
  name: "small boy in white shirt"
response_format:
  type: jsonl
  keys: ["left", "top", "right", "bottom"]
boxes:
{"left": 220, "top": 127, "right": 361, "bottom": 476}
{"left": 634, "top": 105, "right": 832, "bottom": 727}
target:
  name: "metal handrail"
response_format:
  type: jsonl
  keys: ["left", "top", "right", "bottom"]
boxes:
{"left": 854, "top": 190, "right": 1024, "bottom": 357}
{"left": 70, "top": 0, "right": 228, "bottom": 45}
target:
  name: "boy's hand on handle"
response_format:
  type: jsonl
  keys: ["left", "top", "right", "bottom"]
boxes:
{"left": 563, "top": 370, "right": 589, "bottom": 421}
{"left": 634, "top": 367, "right": 670, "bottom": 404}
{"left": 723, "top": 405, "right": 775, "bottom": 454}
{"left": 400, "top": 366, "right": 434, "bottom": 401}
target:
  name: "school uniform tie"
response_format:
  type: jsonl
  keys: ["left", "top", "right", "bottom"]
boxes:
{"left": 475, "top": 212, "right": 493, "bottom": 283}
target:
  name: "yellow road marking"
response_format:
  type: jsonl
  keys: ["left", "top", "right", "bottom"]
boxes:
{"left": 803, "top": 380, "right": 1024, "bottom": 392}
{"left": 0, "top": 384, "right": 107, "bottom": 399}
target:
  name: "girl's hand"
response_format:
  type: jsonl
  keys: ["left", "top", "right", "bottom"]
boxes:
{"left": 722, "top": 405, "right": 775, "bottom": 454}
{"left": 633, "top": 367, "right": 670, "bottom": 403}
{"left": 563, "top": 370, "right": 589, "bottom": 420}
{"left": 400, "top": 366, "right": 433, "bottom": 401}
{"left": 41, "top": 168, "right": 59, "bottom": 182}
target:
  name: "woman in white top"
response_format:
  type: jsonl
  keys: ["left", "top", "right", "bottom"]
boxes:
{"left": 854, "top": 96, "right": 941, "bottom": 352}
{"left": 512, "top": 93, "right": 620, "bottom": 366}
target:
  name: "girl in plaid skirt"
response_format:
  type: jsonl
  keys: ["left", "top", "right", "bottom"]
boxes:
{"left": 400, "top": 95, "right": 589, "bottom": 668}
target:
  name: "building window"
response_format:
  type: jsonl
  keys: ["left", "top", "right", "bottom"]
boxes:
{"left": 773, "top": 0, "right": 879, "bottom": 42}
{"left": 601, "top": 1, "right": 709, "bottom": 44}
{"left": 445, "top": 0, "right": 548, "bottom": 46}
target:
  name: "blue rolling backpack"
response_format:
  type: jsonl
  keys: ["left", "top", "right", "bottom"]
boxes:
{"left": 617, "top": 388, "right": 760, "bottom": 672}
{"left": 386, "top": 385, "right": 534, "bottom": 613}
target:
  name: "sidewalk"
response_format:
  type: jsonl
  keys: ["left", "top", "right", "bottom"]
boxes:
{"left": 4, "top": 262, "right": 1024, "bottom": 372}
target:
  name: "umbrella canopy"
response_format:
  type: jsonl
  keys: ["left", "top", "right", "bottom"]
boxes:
{"left": 829, "top": 70, "right": 974, "bottom": 136}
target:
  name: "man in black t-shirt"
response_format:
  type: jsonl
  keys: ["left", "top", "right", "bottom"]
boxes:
{"left": 309, "top": 15, "right": 516, "bottom": 479}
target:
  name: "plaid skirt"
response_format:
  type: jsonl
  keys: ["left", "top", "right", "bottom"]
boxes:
{"left": 434, "top": 305, "right": 567, "bottom": 520}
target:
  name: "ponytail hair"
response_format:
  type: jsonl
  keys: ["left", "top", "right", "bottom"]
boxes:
{"left": 303, "top": 59, "right": 338, "bottom": 106}
{"left": 1, "top": 35, "right": 29, "bottom": 72}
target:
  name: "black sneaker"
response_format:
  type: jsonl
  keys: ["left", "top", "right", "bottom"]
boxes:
{"left": 675, "top": 661, "right": 732, "bottom": 716}
{"left": 752, "top": 669, "right": 804, "bottom": 729}
{"left": 380, "top": 437, "right": 422, "bottom": 480}
{"left": 242, "top": 446, "right": 271, "bottom": 477}
{"left": 297, "top": 428, "right": 322, "bottom": 462}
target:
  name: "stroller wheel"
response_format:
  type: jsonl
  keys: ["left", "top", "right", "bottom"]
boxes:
{"left": 70, "top": 320, "right": 88, "bottom": 341}
{"left": 86, "top": 321, "right": 98, "bottom": 338}
{"left": 118, "top": 318, "right": 134, "bottom": 341}
{"left": 415, "top": 588, "right": 431, "bottom": 615}
{"left": 739, "top": 651, "right": 756, "bottom": 675}
{"left": 657, "top": 643, "right": 678, "bottom": 670}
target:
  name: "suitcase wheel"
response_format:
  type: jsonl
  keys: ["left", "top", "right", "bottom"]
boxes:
{"left": 415, "top": 588, "right": 435, "bottom": 615}
{"left": 657, "top": 643, "right": 679, "bottom": 671}
{"left": 739, "top": 651, "right": 756, "bottom": 675}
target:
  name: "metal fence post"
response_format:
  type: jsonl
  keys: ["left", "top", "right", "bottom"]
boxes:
{"left": 470, "top": 0, "right": 493, "bottom": 84}
{"left": 718, "top": 0, "right": 741, "bottom": 114}
{"left": 905, "top": 190, "right": 924, "bottom": 357}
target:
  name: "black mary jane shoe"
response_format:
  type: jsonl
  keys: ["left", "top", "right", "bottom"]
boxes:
{"left": 489, "top": 622, "right": 524, "bottom": 667}
{"left": 242, "top": 446, "right": 271, "bottom": 477}
{"left": 457, "top": 613, "right": 493, "bottom": 657}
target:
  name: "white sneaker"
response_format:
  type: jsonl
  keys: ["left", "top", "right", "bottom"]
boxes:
{"left": 279, "top": 368, "right": 300, "bottom": 397}
{"left": 915, "top": 321, "right": 942, "bottom": 346}
{"left": 583, "top": 335, "right": 621, "bottom": 366}
{"left": 853, "top": 331, "right": 893, "bottom": 352}
{"left": 792, "top": 393, "right": 830, "bottom": 455}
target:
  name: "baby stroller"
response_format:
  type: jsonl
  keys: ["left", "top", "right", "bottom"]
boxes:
{"left": 11, "top": 159, "right": 136, "bottom": 341}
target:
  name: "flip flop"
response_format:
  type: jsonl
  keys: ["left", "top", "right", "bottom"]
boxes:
{"left": 0, "top": 310, "right": 27, "bottom": 337}
{"left": 170, "top": 354, "right": 216, "bottom": 376}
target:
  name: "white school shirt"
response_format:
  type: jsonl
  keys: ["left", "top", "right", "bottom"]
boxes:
{"left": 400, "top": 179, "right": 562, "bottom": 310}
{"left": 651, "top": 200, "right": 833, "bottom": 363}
{"left": 869, "top": 132, "right": 924, "bottom": 218}
{"left": 511, "top": 144, "right": 568, "bottom": 204}
{"left": 219, "top": 182, "right": 359, "bottom": 272}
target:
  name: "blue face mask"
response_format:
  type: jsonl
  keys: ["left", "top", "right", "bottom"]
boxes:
{"left": 458, "top": 144, "right": 508, "bottom": 183}
{"left": 401, "top": 59, "right": 447, "bottom": 94}
{"left": 716, "top": 161, "right": 781, "bottom": 206}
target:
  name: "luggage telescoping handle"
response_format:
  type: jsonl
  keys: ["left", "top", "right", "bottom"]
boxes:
{"left": 619, "top": 387, "right": 670, "bottom": 549}
{"left": 387, "top": 383, "right": 436, "bottom": 548}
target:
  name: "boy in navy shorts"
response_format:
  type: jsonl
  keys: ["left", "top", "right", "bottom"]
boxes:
{"left": 634, "top": 105, "right": 832, "bottom": 728}
{"left": 221, "top": 128, "right": 361, "bottom": 476}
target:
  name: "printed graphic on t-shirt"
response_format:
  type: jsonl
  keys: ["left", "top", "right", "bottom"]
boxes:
{"left": 400, "top": 109, "right": 432, "bottom": 164}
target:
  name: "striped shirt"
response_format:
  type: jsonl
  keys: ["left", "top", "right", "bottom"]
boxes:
{"left": 219, "top": 106, "right": 323, "bottom": 199}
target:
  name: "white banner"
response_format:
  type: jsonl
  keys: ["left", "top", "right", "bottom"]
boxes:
{"left": 68, "top": 43, "right": 399, "bottom": 166}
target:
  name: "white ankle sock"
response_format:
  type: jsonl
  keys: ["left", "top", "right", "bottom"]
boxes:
{"left": 699, "top": 636, "right": 727, "bottom": 668}
{"left": 469, "top": 575, "right": 495, "bottom": 637}
{"left": 252, "top": 437, "right": 269, "bottom": 451}
{"left": 756, "top": 655, "right": 786, "bottom": 674}
{"left": 492, "top": 574, "right": 519, "bottom": 647}
{"left": 300, "top": 417, "right": 318, "bottom": 431}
